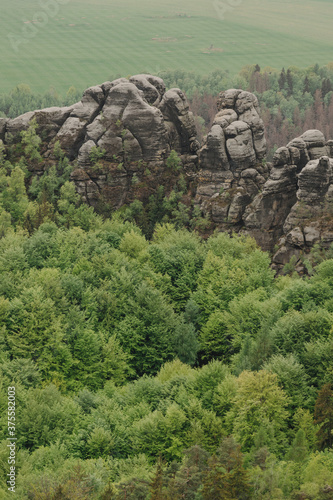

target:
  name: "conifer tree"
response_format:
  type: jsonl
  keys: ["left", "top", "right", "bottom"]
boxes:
{"left": 286, "top": 429, "right": 308, "bottom": 462}
{"left": 202, "top": 454, "right": 227, "bottom": 500}
{"left": 149, "top": 455, "right": 165, "bottom": 500}
{"left": 314, "top": 383, "right": 333, "bottom": 450}
{"left": 278, "top": 68, "right": 286, "bottom": 90}
{"left": 286, "top": 69, "right": 293, "bottom": 96}
{"left": 303, "top": 75, "right": 310, "bottom": 94}
{"left": 218, "top": 437, "right": 251, "bottom": 500}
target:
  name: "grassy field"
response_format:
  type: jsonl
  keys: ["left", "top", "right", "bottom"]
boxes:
{"left": 0, "top": 0, "right": 333, "bottom": 95}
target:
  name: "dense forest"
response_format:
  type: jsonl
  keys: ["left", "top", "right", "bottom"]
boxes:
{"left": 2, "top": 63, "right": 333, "bottom": 160}
{"left": 0, "top": 111, "right": 333, "bottom": 498}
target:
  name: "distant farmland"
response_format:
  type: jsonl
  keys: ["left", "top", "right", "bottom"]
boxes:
{"left": 1, "top": 0, "right": 333, "bottom": 95}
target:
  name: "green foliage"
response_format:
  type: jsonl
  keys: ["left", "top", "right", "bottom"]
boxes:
{"left": 226, "top": 370, "right": 289, "bottom": 454}
{"left": 29, "top": 158, "right": 73, "bottom": 206}
{"left": 2, "top": 127, "right": 333, "bottom": 494}
{"left": 89, "top": 146, "right": 106, "bottom": 164}
{"left": 286, "top": 429, "right": 309, "bottom": 463}
{"left": 263, "top": 354, "right": 311, "bottom": 410}
{"left": 314, "top": 383, "right": 333, "bottom": 450}
{"left": 199, "top": 310, "right": 234, "bottom": 362}
{"left": 202, "top": 438, "right": 250, "bottom": 500}
{"left": 0, "top": 166, "right": 29, "bottom": 224}
{"left": 15, "top": 384, "right": 81, "bottom": 450}
{"left": 20, "top": 119, "right": 42, "bottom": 163}
{"left": 272, "top": 309, "right": 332, "bottom": 356}
{"left": 166, "top": 150, "right": 182, "bottom": 171}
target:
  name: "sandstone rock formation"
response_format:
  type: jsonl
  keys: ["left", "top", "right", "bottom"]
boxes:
{"left": 195, "top": 89, "right": 268, "bottom": 228}
{"left": 241, "top": 131, "right": 333, "bottom": 262}
{"left": 272, "top": 154, "right": 333, "bottom": 271}
{"left": 1, "top": 74, "right": 199, "bottom": 206}
{"left": 2, "top": 76, "right": 333, "bottom": 272}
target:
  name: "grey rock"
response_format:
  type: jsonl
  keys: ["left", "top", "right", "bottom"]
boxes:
{"left": 71, "top": 85, "right": 104, "bottom": 121}
{"left": 211, "top": 200, "right": 230, "bottom": 220}
{"left": 225, "top": 121, "right": 256, "bottom": 170}
{"left": 101, "top": 78, "right": 129, "bottom": 93}
{"left": 287, "top": 137, "right": 310, "bottom": 170}
{"left": 129, "top": 74, "right": 165, "bottom": 106}
{"left": 56, "top": 117, "right": 87, "bottom": 156}
{"left": 5, "top": 76, "right": 333, "bottom": 266}
{"left": 227, "top": 190, "right": 251, "bottom": 223}
{"left": 77, "top": 140, "right": 96, "bottom": 165}
{"left": 243, "top": 163, "right": 298, "bottom": 249}
{"left": 272, "top": 245, "right": 302, "bottom": 267}
{"left": 235, "top": 91, "right": 259, "bottom": 114}
{"left": 199, "top": 125, "right": 229, "bottom": 171}
{"left": 273, "top": 147, "right": 290, "bottom": 167}
{"left": 35, "top": 106, "right": 74, "bottom": 126}
{"left": 217, "top": 89, "right": 242, "bottom": 110}
{"left": 213, "top": 109, "right": 238, "bottom": 128}
{"left": 297, "top": 156, "right": 333, "bottom": 203}
{"left": 286, "top": 227, "right": 304, "bottom": 247}
{"left": 300, "top": 130, "right": 328, "bottom": 160}
{"left": 159, "top": 88, "right": 198, "bottom": 154}
{"left": 7, "top": 111, "right": 35, "bottom": 136}
{"left": 241, "top": 168, "right": 258, "bottom": 179}
{"left": 303, "top": 226, "right": 321, "bottom": 245}
{"left": 301, "top": 129, "right": 326, "bottom": 148}
{"left": 326, "top": 140, "right": 333, "bottom": 157}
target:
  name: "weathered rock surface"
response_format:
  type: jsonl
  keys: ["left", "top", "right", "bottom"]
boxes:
{"left": 195, "top": 89, "right": 268, "bottom": 232}
{"left": 240, "top": 132, "right": 333, "bottom": 263}
{"left": 2, "top": 74, "right": 199, "bottom": 207}
{"left": 3, "top": 76, "right": 333, "bottom": 273}
{"left": 271, "top": 155, "right": 333, "bottom": 271}
{"left": 199, "top": 89, "right": 266, "bottom": 174}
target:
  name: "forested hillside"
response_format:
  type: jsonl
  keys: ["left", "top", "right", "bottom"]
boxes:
{"left": 0, "top": 114, "right": 333, "bottom": 498}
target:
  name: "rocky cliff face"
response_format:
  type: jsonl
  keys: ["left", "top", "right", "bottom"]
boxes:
{"left": 195, "top": 96, "right": 333, "bottom": 271}
{"left": 0, "top": 74, "right": 199, "bottom": 208}
{"left": 2, "top": 75, "right": 333, "bottom": 271}
{"left": 195, "top": 89, "right": 268, "bottom": 231}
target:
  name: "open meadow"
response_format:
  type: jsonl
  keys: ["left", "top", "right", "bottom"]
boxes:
{"left": 0, "top": 0, "right": 333, "bottom": 95}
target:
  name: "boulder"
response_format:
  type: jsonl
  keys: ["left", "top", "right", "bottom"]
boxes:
{"left": 225, "top": 121, "right": 256, "bottom": 170}
{"left": 297, "top": 156, "right": 333, "bottom": 203}
{"left": 129, "top": 74, "right": 165, "bottom": 106}
{"left": 6, "top": 111, "right": 35, "bottom": 136}
{"left": 300, "top": 130, "right": 327, "bottom": 159}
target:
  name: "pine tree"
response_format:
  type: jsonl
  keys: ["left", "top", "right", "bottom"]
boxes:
{"left": 303, "top": 76, "right": 310, "bottom": 94}
{"left": 149, "top": 456, "right": 165, "bottom": 500}
{"left": 286, "top": 69, "right": 293, "bottom": 96}
{"left": 314, "top": 383, "right": 333, "bottom": 450}
{"left": 278, "top": 68, "right": 286, "bottom": 91}
{"left": 286, "top": 429, "right": 308, "bottom": 462}
{"left": 172, "top": 446, "right": 210, "bottom": 499}
{"left": 321, "top": 78, "right": 333, "bottom": 98}
{"left": 218, "top": 437, "right": 251, "bottom": 499}
{"left": 202, "top": 455, "right": 228, "bottom": 500}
